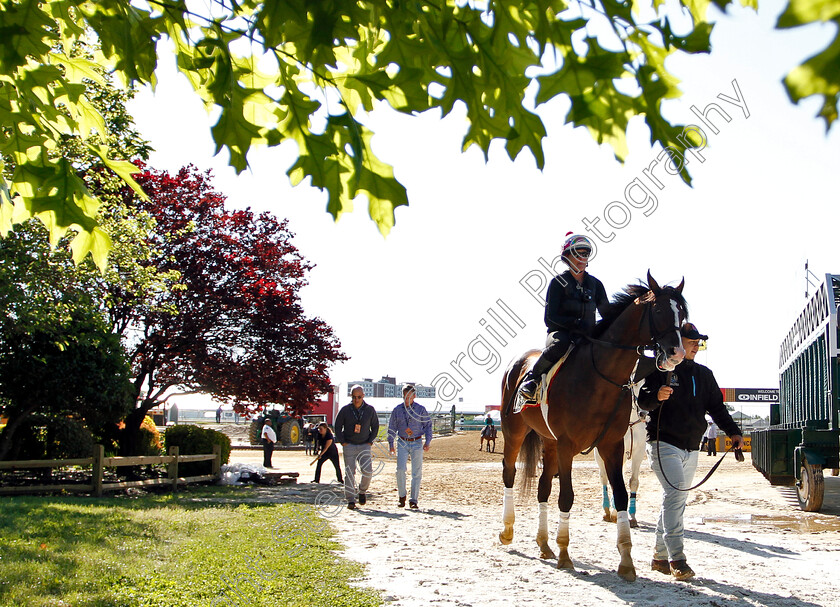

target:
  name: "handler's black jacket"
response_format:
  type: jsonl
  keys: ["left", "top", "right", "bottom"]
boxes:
{"left": 544, "top": 271, "right": 609, "bottom": 334}
{"left": 638, "top": 359, "right": 741, "bottom": 451}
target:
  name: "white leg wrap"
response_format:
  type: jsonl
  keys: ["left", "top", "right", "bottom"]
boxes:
{"left": 503, "top": 487, "right": 515, "bottom": 524}
{"left": 616, "top": 511, "right": 629, "bottom": 525}
{"left": 556, "top": 510, "right": 570, "bottom": 541}
{"left": 538, "top": 502, "right": 549, "bottom": 539}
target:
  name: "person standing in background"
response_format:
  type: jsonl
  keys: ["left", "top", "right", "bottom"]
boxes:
{"left": 261, "top": 419, "right": 277, "bottom": 469}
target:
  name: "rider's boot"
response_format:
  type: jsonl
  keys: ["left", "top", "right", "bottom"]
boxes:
{"left": 519, "top": 354, "right": 556, "bottom": 401}
{"left": 519, "top": 372, "right": 539, "bottom": 401}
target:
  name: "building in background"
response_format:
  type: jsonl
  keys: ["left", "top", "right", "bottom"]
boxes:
{"left": 347, "top": 376, "right": 436, "bottom": 399}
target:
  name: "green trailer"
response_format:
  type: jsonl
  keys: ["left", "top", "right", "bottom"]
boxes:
{"left": 751, "top": 274, "right": 840, "bottom": 512}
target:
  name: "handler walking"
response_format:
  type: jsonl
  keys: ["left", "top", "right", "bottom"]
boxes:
{"left": 638, "top": 322, "right": 743, "bottom": 581}
{"left": 334, "top": 385, "right": 379, "bottom": 509}
{"left": 388, "top": 385, "right": 432, "bottom": 509}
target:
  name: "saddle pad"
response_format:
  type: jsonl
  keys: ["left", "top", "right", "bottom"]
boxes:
{"left": 512, "top": 345, "right": 574, "bottom": 415}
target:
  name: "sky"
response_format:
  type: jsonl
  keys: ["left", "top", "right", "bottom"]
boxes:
{"left": 127, "top": 0, "right": 839, "bottom": 417}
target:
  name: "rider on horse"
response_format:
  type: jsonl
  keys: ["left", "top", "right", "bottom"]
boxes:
{"left": 519, "top": 233, "right": 610, "bottom": 401}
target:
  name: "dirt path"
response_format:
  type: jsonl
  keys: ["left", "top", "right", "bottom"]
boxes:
{"left": 229, "top": 433, "right": 840, "bottom": 607}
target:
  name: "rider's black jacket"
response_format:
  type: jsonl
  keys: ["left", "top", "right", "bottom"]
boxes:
{"left": 638, "top": 358, "right": 741, "bottom": 451}
{"left": 544, "top": 271, "right": 609, "bottom": 334}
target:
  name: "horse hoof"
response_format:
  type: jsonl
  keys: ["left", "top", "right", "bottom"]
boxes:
{"left": 499, "top": 532, "right": 513, "bottom": 545}
{"left": 556, "top": 558, "right": 575, "bottom": 570}
{"left": 540, "top": 549, "right": 556, "bottom": 559}
{"left": 602, "top": 513, "right": 612, "bottom": 522}
{"left": 617, "top": 565, "right": 637, "bottom": 582}
{"left": 629, "top": 519, "right": 638, "bottom": 529}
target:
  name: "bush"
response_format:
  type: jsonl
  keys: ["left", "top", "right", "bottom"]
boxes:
{"left": 47, "top": 417, "right": 95, "bottom": 459}
{"left": 163, "top": 425, "right": 231, "bottom": 476}
{"left": 6, "top": 415, "right": 94, "bottom": 460}
{"left": 137, "top": 415, "right": 163, "bottom": 456}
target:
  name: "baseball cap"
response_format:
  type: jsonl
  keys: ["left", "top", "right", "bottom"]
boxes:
{"left": 680, "top": 322, "right": 708, "bottom": 340}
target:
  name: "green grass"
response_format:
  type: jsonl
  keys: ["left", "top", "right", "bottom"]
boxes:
{"left": 0, "top": 486, "right": 381, "bottom": 607}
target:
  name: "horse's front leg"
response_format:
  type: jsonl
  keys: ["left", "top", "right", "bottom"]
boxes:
{"left": 536, "top": 441, "right": 558, "bottom": 559}
{"left": 604, "top": 444, "right": 636, "bottom": 581}
{"left": 500, "top": 449, "right": 517, "bottom": 544}
{"left": 555, "top": 451, "right": 575, "bottom": 570}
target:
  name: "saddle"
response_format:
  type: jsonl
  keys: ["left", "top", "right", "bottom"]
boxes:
{"left": 512, "top": 345, "right": 575, "bottom": 415}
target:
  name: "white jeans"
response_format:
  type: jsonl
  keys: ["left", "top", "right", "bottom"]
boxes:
{"left": 646, "top": 441, "right": 699, "bottom": 562}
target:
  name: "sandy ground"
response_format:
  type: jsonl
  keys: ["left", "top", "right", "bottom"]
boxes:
{"left": 228, "top": 433, "right": 840, "bottom": 607}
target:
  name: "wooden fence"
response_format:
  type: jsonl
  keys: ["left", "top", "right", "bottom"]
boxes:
{"left": 0, "top": 445, "right": 221, "bottom": 497}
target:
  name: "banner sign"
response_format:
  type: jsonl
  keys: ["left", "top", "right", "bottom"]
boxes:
{"left": 720, "top": 388, "right": 779, "bottom": 403}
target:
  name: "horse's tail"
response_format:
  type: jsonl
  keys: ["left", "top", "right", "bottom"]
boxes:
{"left": 518, "top": 429, "right": 543, "bottom": 498}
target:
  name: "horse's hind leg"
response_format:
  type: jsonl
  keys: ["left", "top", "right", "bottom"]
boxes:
{"left": 594, "top": 447, "right": 614, "bottom": 522}
{"left": 536, "top": 441, "right": 558, "bottom": 559}
{"left": 627, "top": 424, "right": 646, "bottom": 528}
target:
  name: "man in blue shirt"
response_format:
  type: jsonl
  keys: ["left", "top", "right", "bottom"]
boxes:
{"left": 388, "top": 385, "right": 432, "bottom": 509}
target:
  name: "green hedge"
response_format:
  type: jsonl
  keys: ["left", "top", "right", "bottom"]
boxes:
{"left": 163, "top": 425, "right": 231, "bottom": 476}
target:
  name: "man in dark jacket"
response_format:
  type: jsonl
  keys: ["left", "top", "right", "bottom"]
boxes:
{"left": 334, "top": 385, "right": 379, "bottom": 509}
{"left": 638, "top": 322, "right": 743, "bottom": 581}
{"left": 519, "top": 233, "right": 609, "bottom": 401}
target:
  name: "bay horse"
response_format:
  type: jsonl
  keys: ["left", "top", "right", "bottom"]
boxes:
{"left": 594, "top": 400, "right": 647, "bottom": 527}
{"left": 499, "top": 273, "right": 687, "bottom": 581}
{"left": 480, "top": 424, "right": 498, "bottom": 452}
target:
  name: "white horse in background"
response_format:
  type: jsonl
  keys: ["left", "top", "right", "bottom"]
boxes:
{"left": 594, "top": 404, "right": 647, "bottom": 528}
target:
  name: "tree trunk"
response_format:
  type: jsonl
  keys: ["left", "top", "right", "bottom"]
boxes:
{"left": 119, "top": 403, "right": 154, "bottom": 456}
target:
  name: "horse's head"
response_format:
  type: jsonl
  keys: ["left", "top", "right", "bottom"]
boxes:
{"left": 643, "top": 271, "right": 686, "bottom": 371}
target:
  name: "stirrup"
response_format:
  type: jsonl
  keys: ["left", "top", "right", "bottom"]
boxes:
{"left": 519, "top": 379, "right": 538, "bottom": 402}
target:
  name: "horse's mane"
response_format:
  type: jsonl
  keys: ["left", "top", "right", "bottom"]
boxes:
{"left": 591, "top": 281, "right": 688, "bottom": 338}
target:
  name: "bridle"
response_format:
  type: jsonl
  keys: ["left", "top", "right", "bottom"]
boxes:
{"left": 584, "top": 291, "right": 684, "bottom": 388}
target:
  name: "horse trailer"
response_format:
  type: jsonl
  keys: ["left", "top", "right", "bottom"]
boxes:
{"left": 751, "top": 274, "right": 840, "bottom": 511}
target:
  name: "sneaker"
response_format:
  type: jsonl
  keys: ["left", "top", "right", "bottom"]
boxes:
{"left": 409, "top": 501, "right": 418, "bottom": 509}
{"left": 670, "top": 560, "right": 695, "bottom": 581}
{"left": 398, "top": 495, "right": 406, "bottom": 508}
{"left": 651, "top": 559, "right": 670, "bottom": 575}
{"left": 358, "top": 493, "right": 367, "bottom": 505}
{"left": 347, "top": 502, "right": 356, "bottom": 510}
{"left": 519, "top": 378, "right": 538, "bottom": 401}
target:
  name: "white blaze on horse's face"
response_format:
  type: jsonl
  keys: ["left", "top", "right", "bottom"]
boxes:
{"left": 664, "top": 300, "right": 686, "bottom": 368}
{"left": 656, "top": 299, "right": 686, "bottom": 371}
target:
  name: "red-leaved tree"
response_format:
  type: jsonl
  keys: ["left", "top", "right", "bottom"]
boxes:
{"left": 113, "top": 165, "right": 346, "bottom": 453}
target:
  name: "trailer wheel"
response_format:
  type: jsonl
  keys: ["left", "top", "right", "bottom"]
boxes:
{"left": 796, "top": 456, "right": 824, "bottom": 512}
{"left": 280, "top": 420, "right": 301, "bottom": 446}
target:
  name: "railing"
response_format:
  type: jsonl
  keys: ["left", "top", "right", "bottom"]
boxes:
{"left": 0, "top": 445, "right": 221, "bottom": 497}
